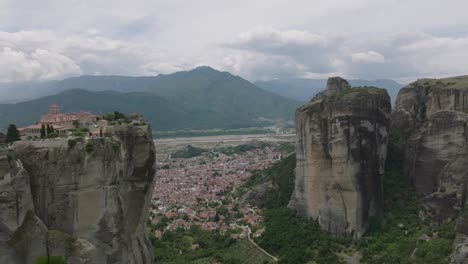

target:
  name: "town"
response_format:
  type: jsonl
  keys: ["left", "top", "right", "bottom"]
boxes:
{"left": 150, "top": 142, "right": 289, "bottom": 240}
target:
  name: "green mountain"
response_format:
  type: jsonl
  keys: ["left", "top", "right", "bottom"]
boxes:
{"left": 0, "top": 67, "right": 300, "bottom": 131}
{"left": 255, "top": 78, "right": 404, "bottom": 105}
{"left": 142, "top": 66, "right": 299, "bottom": 121}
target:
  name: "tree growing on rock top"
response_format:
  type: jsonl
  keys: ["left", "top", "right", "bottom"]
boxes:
{"left": 6, "top": 124, "right": 20, "bottom": 143}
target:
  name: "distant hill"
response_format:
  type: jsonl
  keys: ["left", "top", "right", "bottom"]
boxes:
{"left": 0, "top": 76, "right": 166, "bottom": 103}
{"left": 255, "top": 78, "right": 404, "bottom": 105}
{"left": 0, "top": 67, "right": 300, "bottom": 131}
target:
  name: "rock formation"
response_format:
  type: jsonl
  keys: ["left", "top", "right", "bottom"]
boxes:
{"left": 0, "top": 124, "right": 156, "bottom": 264}
{"left": 393, "top": 76, "right": 468, "bottom": 198}
{"left": 451, "top": 212, "right": 468, "bottom": 264}
{"left": 392, "top": 76, "right": 468, "bottom": 262}
{"left": 289, "top": 77, "right": 391, "bottom": 238}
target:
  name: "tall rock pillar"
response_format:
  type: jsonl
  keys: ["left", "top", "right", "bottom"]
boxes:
{"left": 288, "top": 77, "right": 391, "bottom": 238}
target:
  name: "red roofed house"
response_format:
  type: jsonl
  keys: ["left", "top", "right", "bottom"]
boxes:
{"left": 39, "top": 105, "right": 96, "bottom": 128}
{"left": 19, "top": 105, "right": 97, "bottom": 139}
{"left": 19, "top": 124, "right": 68, "bottom": 138}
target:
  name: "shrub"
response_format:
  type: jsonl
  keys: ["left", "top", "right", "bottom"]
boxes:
{"left": 68, "top": 139, "right": 77, "bottom": 149}
{"left": 33, "top": 256, "right": 67, "bottom": 264}
{"left": 73, "top": 131, "right": 84, "bottom": 138}
{"left": 85, "top": 142, "right": 94, "bottom": 154}
{"left": 111, "top": 141, "right": 121, "bottom": 152}
{"left": 47, "top": 132, "right": 59, "bottom": 139}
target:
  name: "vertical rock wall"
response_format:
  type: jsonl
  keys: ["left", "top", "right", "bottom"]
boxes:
{"left": 393, "top": 77, "right": 468, "bottom": 197}
{"left": 0, "top": 124, "right": 156, "bottom": 264}
{"left": 391, "top": 76, "right": 468, "bottom": 263}
{"left": 289, "top": 77, "right": 391, "bottom": 238}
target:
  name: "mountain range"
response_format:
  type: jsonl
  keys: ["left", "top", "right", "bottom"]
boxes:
{"left": 0, "top": 67, "right": 300, "bottom": 131}
{"left": 0, "top": 67, "right": 405, "bottom": 131}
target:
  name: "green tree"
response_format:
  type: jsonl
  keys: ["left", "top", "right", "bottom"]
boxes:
{"left": 114, "top": 111, "right": 127, "bottom": 121}
{"left": 46, "top": 124, "right": 55, "bottom": 135}
{"left": 6, "top": 124, "right": 20, "bottom": 143}
{"left": 40, "top": 124, "right": 46, "bottom": 138}
{"left": 33, "top": 256, "right": 67, "bottom": 264}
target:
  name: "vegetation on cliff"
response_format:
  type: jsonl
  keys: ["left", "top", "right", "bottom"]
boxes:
{"left": 234, "top": 129, "right": 456, "bottom": 263}
{"left": 358, "top": 130, "right": 456, "bottom": 264}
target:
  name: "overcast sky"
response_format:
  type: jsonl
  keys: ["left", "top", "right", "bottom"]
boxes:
{"left": 1, "top": 0, "right": 468, "bottom": 83}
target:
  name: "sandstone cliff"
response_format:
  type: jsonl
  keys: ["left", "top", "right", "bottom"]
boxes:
{"left": 392, "top": 76, "right": 468, "bottom": 263}
{"left": 289, "top": 77, "right": 391, "bottom": 238}
{"left": 0, "top": 124, "right": 156, "bottom": 264}
{"left": 393, "top": 76, "right": 468, "bottom": 198}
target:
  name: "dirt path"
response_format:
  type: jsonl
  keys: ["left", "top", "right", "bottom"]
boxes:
{"left": 236, "top": 224, "right": 278, "bottom": 262}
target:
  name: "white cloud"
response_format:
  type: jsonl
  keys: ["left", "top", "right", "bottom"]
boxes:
{"left": 351, "top": 51, "right": 385, "bottom": 63}
{"left": 0, "top": 30, "right": 189, "bottom": 81}
{"left": 235, "top": 27, "right": 332, "bottom": 48}
{"left": 1, "top": 0, "right": 468, "bottom": 82}
{"left": 0, "top": 47, "right": 81, "bottom": 82}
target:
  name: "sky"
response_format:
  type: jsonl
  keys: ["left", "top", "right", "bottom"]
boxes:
{"left": 1, "top": 0, "right": 468, "bottom": 83}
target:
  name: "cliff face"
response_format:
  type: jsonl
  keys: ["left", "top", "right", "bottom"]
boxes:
{"left": 289, "top": 77, "right": 391, "bottom": 238}
{"left": 392, "top": 76, "right": 468, "bottom": 263}
{"left": 393, "top": 76, "right": 468, "bottom": 207}
{"left": 0, "top": 124, "right": 156, "bottom": 264}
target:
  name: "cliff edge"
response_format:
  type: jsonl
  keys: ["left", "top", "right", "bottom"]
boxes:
{"left": 0, "top": 124, "right": 156, "bottom": 264}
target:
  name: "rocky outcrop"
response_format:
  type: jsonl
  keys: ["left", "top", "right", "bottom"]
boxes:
{"left": 392, "top": 76, "right": 468, "bottom": 213}
{"left": 392, "top": 76, "right": 468, "bottom": 261}
{"left": 0, "top": 124, "right": 156, "bottom": 264}
{"left": 311, "top": 77, "right": 351, "bottom": 101}
{"left": 289, "top": 77, "right": 391, "bottom": 238}
{"left": 239, "top": 181, "right": 274, "bottom": 207}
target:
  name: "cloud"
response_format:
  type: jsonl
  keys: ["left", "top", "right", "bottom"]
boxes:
{"left": 0, "top": 30, "right": 187, "bottom": 81}
{"left": 351, "top": 51, "right": 385, "bottom": 63}
{"left": 234, "top": 27, "right": 332, "bottom": 49}
{"left": 226, "top": 27, "right": 342, "bottom": 76}
{"left": 0, "top": 47, "right": 81, "bottom": 82}
{"left": 1, "top": 0, "right": 468, "bottom": 83}
{"left": 224, "top": 28, "right": 468, "bottom": 81}
{"left": 218, "top": 51, "right": 308, "bottom": 80}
